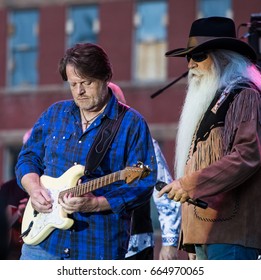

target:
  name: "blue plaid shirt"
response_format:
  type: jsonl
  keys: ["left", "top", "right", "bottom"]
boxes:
{"left": 16, "top": 94, "right": 157, "bottom": 259}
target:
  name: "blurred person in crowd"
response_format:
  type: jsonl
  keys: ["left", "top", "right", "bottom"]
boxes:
{"left": 0, "top": 195, "right": 9, "bottom": 259}
{"left": 0, "top": 129, "right": 31, "bottom": 259}
{"left": 109, "top": 82, "right": 181, "bottom": 260}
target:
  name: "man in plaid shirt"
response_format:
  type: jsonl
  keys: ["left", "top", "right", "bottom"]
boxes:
{"left": 16, "top": 43, "right": 157, "bottom": 260}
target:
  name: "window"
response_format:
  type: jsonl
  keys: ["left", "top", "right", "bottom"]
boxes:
{"left": 198, "top": 0, "right": 232, "bottom": 18}
{"left": 66, "top": 5, "right": 99, "bottom": 48}
{"left": 8, "top": 9, "right": 39, "bottom": 87}
{"left": 134, "top": 0, "right": 168, "bottom": 82}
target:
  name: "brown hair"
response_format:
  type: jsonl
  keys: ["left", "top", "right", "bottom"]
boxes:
{"left": 58, "top": 43, "right": 113, "bottom": 82}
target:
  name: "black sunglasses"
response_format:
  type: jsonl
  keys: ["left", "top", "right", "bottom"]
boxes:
{"left": 186, "top": 52, "right": 208, "bottom": 63}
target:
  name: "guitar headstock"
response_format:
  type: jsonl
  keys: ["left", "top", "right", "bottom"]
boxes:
{"left": 122, "top": 161, "right": 151, "bottom": 184}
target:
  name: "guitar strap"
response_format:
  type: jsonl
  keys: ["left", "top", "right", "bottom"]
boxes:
{"left": 84, "top": 101, "right": 129, "bottom": 176}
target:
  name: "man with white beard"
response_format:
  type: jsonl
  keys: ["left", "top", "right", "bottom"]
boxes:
{"left": 175, "top": 62, "right": 219, "bottom": 180}
{"left": 158, "top": 17, "right": 261, "bottom": 260}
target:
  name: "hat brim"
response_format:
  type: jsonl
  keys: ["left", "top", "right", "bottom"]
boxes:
{"left": 165, "top": 37, "right": 257, "bottom": 62}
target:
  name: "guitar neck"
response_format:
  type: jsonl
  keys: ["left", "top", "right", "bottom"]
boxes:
{"left": 59, "top": 170, "right": 122, "bottom": 198}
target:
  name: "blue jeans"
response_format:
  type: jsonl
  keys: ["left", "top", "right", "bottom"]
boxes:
{"left": 20, "top": 244, "right": 65, "bottom": 260}
{"left": 195, "top": 244, "right": 260, "bottom": 260}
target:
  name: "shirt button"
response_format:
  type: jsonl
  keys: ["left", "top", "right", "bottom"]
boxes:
{"left": 62, "top": 248, "right": 70, "bottom": 258}
{"left": 79, "top": 140, "right": 82, "bottom": 143}
{"left": 64, "top": 248, "right": 70, "bottom": 254}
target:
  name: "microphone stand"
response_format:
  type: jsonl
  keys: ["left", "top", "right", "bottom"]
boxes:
{"left": 150, "top": 71, "right": 188, "bottom": 99}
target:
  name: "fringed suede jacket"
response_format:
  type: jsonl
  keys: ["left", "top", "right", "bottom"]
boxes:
{"left": 179, "top": 80, "right": 261, "bottom": 251}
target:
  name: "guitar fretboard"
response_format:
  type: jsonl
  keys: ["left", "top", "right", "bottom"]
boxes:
{"left": 58, "top": 170, "right": 122, "bottom": 198}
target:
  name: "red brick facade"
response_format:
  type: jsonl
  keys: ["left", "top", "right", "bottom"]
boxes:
{"left": 0, "top": 0, "right": 259, "bottom": 182}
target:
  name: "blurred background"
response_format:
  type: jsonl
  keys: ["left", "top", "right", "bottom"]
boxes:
{"left": 0, "top": 0, "right": 260, "bottom": 256}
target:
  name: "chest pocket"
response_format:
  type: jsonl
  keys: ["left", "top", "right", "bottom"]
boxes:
{"left": 45, "top": 131, "right": 72, "bottom": 147}
{"left": 44, "top": 131, "right": 73, "bottom": 166}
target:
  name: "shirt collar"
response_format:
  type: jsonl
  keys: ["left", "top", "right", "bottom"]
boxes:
{"left": 103, "top": 89, "right": 119, "bottom": 121}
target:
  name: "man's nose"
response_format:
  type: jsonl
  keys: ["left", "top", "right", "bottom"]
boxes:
{"left": 77, "top": 83, "right": 85, "bottom": 94}
{"left": 188, "top": 59, "right": 197, "bottom": 69}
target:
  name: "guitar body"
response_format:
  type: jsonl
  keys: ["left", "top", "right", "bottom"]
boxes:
{"left": 21, "top": 161, "right": 150, "bottom": 246}
{"left": 21, "top": 164, "right": 85, "bottom": 245}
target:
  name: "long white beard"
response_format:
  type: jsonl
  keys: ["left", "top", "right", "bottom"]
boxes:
{"left": 175, "top": 66, "right": 219, "bottom": 179}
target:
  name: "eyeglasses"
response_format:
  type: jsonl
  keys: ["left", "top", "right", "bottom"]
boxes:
{"left": 186, "top": 52, "right": 208, "bottom": 63}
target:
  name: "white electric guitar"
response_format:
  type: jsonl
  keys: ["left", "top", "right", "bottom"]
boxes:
{"left": 21, "top": 162, "right": 150, "bottom": 245}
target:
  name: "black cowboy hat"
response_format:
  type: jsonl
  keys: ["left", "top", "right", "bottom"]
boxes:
{"left": 165, "top": 16, "right": 257, "bottom": 62}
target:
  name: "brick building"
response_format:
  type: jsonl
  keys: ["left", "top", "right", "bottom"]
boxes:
{"left": 0, "top": 0, "right": 260, "bottom": 183}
